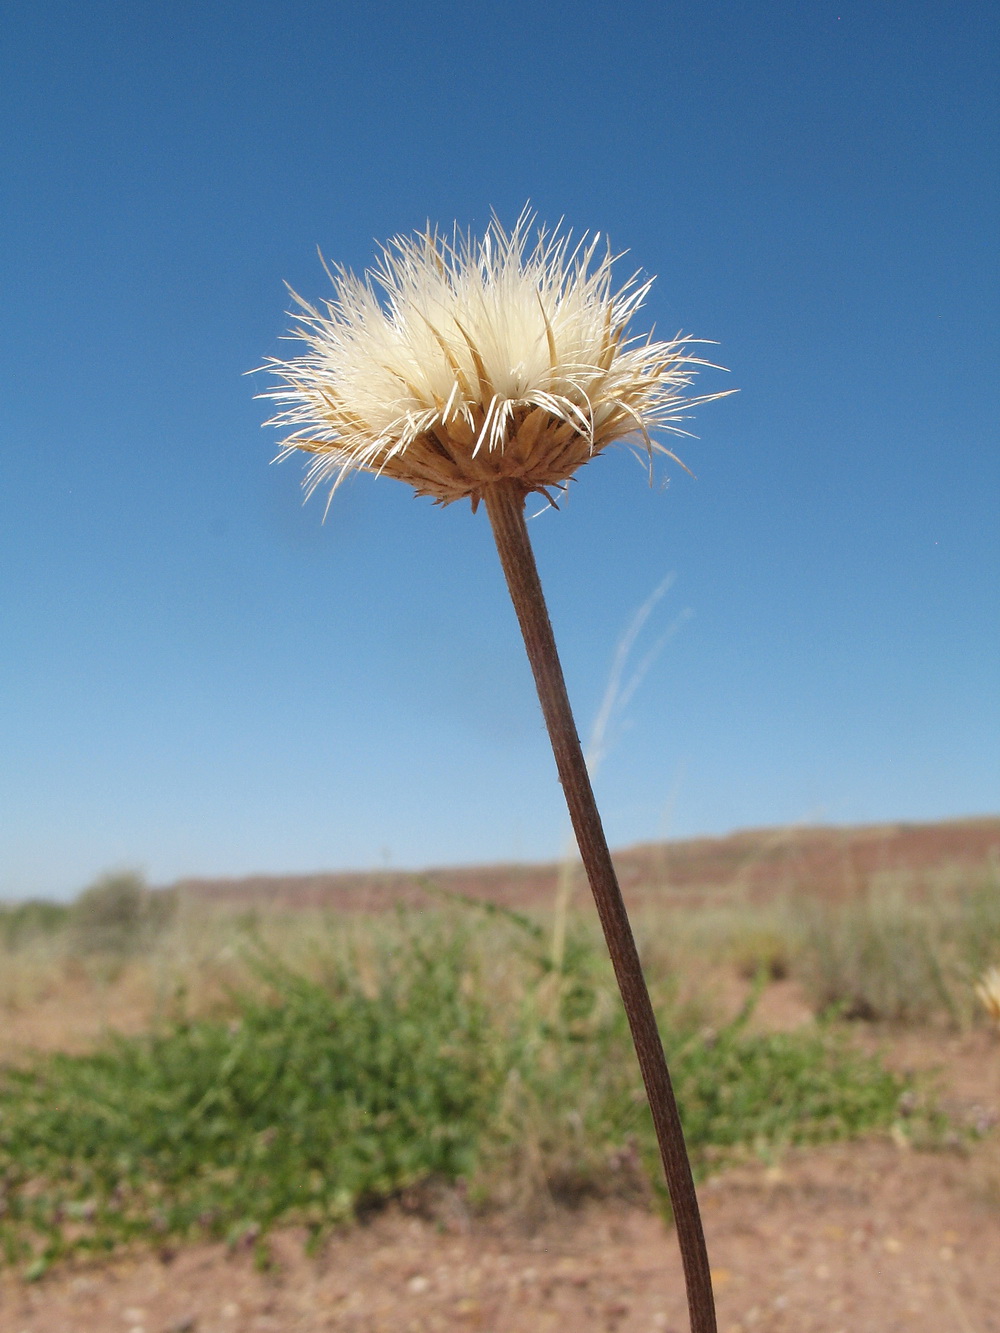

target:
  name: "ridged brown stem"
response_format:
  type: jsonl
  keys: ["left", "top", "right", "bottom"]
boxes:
{"left": 483, "top": 480, "right": 717, "bottom": 1333}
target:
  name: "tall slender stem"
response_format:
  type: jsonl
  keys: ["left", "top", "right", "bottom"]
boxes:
{"left": 483, "top": 480, "right": 717, "bottom": 1333}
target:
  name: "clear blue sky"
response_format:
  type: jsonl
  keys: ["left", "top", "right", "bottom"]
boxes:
{"left": 2, "top": 1, "right": 997, "bottom": 899}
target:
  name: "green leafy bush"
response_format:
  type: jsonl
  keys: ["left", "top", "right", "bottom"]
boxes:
{"left": 0, "top": 918, "right": 492, "bottom": 1270}
{"left": 0, "top": 906, "right": 929, "bottom": 1275}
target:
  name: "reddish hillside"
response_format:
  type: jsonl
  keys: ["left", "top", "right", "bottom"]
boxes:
{"left": 171, "top": 816, "right": 1000, "bottom": 914}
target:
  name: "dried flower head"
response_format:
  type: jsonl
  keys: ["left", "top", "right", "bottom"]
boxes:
{"left": 260, "top": 210, "right": 729, "bottom": 509}
{"left": 975, "top": 966, "right": 1000, "bottom": 1028}
{"left": 258, "top": 211, "right": 728, "bottom": 1331}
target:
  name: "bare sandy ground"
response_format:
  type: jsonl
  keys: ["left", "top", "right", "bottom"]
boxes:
{"left": 2, "top": 1136, "right": 997, "bottom": 1333}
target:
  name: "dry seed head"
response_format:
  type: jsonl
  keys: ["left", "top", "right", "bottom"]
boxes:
{"left": 259, "top": 210, "right": 731, "bottom": 509}
{"left": 975, "top": 966, "right": 1000, "bottom": 1028}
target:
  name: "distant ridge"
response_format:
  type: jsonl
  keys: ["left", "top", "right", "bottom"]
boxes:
{"left": 169, "top": 816, "right": 1000, "bottom": 914}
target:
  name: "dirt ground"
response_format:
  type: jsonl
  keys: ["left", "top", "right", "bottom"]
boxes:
{"left": 2, "top": 1027, "right": 997, "bottom": 1333}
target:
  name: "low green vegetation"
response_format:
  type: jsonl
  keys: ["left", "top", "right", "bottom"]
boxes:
{"left": 0, "top": 902, "right": 937, "bottom": 1277}
{"left": 3, "top": 853, "right": 995, "bottom": 1276}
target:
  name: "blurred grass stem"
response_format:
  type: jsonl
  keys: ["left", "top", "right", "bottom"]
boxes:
{"left": 483, "top": 478, "right": 716, "bottom": 1333}
{"left": 551, "top": 572, "right": 679, "bottom": 972}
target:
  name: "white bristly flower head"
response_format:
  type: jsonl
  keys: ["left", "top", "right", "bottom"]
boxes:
{"left": 259, "top": 209, "right": 731, "bottom": 509}
{"left": 976, "top": 966, "right": 1000, "bottom": 1027}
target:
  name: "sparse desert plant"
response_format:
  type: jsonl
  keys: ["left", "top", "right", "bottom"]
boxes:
{"left": 0, "top": 904, "right": 71, "bottom": 1021}
{"left": 728, "top": 923, "right": 795, "bottom": 982}
{"left": 792, "top": 871, "right": 1000, "bottom": 1028}
{"left": 957, "top": 867, "right": 1000, "bottom": 978}
{"left": 259, "top": 210, "right": 732, "bottom": 1332}
{"left": 68, "top": 871, "right": 174, "bottom": 959}
{"left": 794, "top": 893, "right": 957, "bottom": 1024}
{"left": 0, "top": 900, "right": 69, "bottom": 952}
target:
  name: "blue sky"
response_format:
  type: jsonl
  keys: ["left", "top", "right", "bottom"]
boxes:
{"left": 2, "top": 1, "right": 997, "bottom": 899}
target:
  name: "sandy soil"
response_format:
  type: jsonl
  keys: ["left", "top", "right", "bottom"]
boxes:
{"left": 2, "top": 1137, "right": 997, "bottom": 1333}
{"left": 2, "top": 1029, "right": 997, "bottom": 1333}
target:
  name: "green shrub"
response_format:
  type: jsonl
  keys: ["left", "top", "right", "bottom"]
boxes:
{"left": 0, "top": 916, "right": 494, "bottom": 1271}
{"left": 0, "top": 905, "right": 931, "bottom": 1275}
{"left": 669, "top": 1023, "right": 912, "bottom": 1164}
